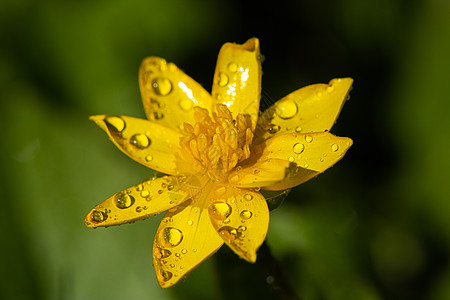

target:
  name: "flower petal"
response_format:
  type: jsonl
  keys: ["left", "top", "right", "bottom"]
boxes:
{"left": 257, "top": 132, "right": 353, "bottom": 190}
{"left": 153, "top": 182, "right": 224, "bottom": 288}
{"left": 139, "top": 57, "right": 214, "bottom": 132}
{"left": 227, "top": 158, "right": 290, "bottom": 188}
{"left": 84, "top": 173, "right": 209, "bottom": 228}
{"left": 207, "top": 185, "right": 269, "bottom": 263}
{"left": 255, "top": 78, "right": 353, "bottom": 141}
{"left": 90, "top": 115, "right": 182, "bottom": 175}
{"left": 211, "top": 38, "right": 262, "bottom": 130}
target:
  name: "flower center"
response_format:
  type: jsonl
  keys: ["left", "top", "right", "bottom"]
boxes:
{"left": 178, "top": 104, "right": 254, "bottom": 180}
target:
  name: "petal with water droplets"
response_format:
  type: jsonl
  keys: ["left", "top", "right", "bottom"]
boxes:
{"left": 90, "top": 115, "right": 183, "bottom": 175}
{"left": 153, "top": 182, "right": 224, "bottom": 288}
{"left": 207, "top": 186, "right": 269, "bottom": 263}
{"left": 84, "top": 174, "right": 208, "bottom": 228}
{"left": 256, "top": 132, "right": 353, "bottom": 190}
{"left": 139, "top": 57, "right": 214, "bottom": 133}
{"left": 255, "top": 78, "right": 353, "bottom": 141}
{"left": 211, "top": 38, "right": 262, "bottom": 131}
{"left": 227, "top": 158, "right": 290, "bottom": 188}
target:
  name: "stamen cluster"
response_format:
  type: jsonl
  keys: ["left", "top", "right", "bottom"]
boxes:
{"left": 179, "top": 104, "right": 254, "bottom": 180}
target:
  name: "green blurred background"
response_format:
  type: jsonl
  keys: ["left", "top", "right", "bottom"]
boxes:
{"left": 1, "top": 0, "right": 450, "bottom": 299}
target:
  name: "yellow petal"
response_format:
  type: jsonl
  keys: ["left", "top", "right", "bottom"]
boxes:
{"left": 207, "top": 185, "right": 269, "bottom": 263}
{"left": 90, "top": 115, "right": 182, "bottom": 175}
{"left": 153, "top": 182, "right": 224, "bottom": 288}
{"left": 257, "top": 132, "right": 353, "bottom": 190}
{"left": 211, "top": 38, "right": 262, "bottom": 130}
{"left": 255, "top": 78, "right": 353, "bottom": 141}
{"left": 139, "top": 57, "right": 214, "bottom": 132}
{"left": 84, "top": 173, "right": 209, "bottom": 228}
{"left": 227, "top": 158, "right": 290, "bottom": 188}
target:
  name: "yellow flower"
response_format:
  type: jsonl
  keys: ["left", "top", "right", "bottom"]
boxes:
{"left": 84, "top": 38, "right": 353, "bottom": 287}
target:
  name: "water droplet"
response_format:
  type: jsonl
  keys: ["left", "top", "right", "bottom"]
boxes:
{"left": 305, "top": 135, "right": 313, "bottom": 143}
{"left": 331, "top": 143, "right": 339, "bottom": 152}
{"left": 140, "top": 190, "right": 150, "bottom": 199}
{"left": 160, "top": 270, "right": 173, "bottom": 282}
{"left": 145, "top": 155, "right": 153, "bottom": 162}
{"left": 275, "top": 99, "right": 298, "bottom": 119}
{"left": 228, "top": 62, "right": 238, "bottom": 73}
{"left": 244, "top": 194, "right": 253, "bottom": 201}
{"left": 193, "top": 249, "right": 197, "bottom": 253}
{"left": 152, "top": 77, "right": 172, "bottom": 96}
{"left": 115, "top": 192, "right": 135, "bottom": 209}
{"left": 209, "top": 202, "right": 232, "bottom": 220}
{"left": 320, "top": 158, "right": 324, "bottom": 162}
{"left": 295, "top": 126, "right": 302, "bottom": 132}
{"left": 288, "top": 156, "right": 295, "bottom": 162}
{"left": 160, "top": 227, "right": 183, "bottom": 248}
{"left": 158, "top": 190, "right": 163, "bottom": 194}
{"left": 130, "top": 134, "right": 151, "bottom": 149}
{"left": 218, "top": 226, "right": 238, "bottom": 242}
{"left": 178, "top": 98, "right": 193, "bottom": 111}
{"left": 253, "top": 169, "right": 260, "bottom": 175}
{"left": 258, "top": 54, "right": 265, "bottom": 62}
{"left": 136, "top": 206, "right": 143, "bottom": 212}
{"left": 187, "top": 220, "right": 193, "bottom": 226}
{"left": 181, "top": 249, "right": 187, "bottom": 254}
{"left": 153, "top": 111, "right": 164, "bottom": 120}
{"left": 238, "top": 226, "right": 247, "bottom": 232}
{"left": 223, "top": 218, "right": 231, "bottom": 224}
{"left": 229, "top": 174, "right": 239, "bottom": 183}
{"left": 215, "top": 186, "right": 226, "bottom": 195}
{"left": 136, "top": 184, "right": 143, "bottom": 191}
{"left": 240, "top": 210, "right": 253, "bottom": 220}
{"left": 218, "top": 72, "right": 229, "bottom": 87}
{"left": 267, "top": 124, "right": 280, "bottom": 134}
{"left": 293, "top": 143, "right": 304, "bottom": 154}
{"left": 169, "top": 264, "right": 175, "bottom": 268}
{"left": 91, "top": 210, "right": 107, "bottom": 223}
{"left": 104, "top": 116, "right": 125, "bottom": 133}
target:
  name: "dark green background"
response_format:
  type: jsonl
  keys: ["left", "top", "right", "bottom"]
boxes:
{"left": 1, "top": 0, "right": 450, "bottom": 299}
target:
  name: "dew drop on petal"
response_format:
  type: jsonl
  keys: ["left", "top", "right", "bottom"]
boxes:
{"left": 90, "top": 210, "right": 107, "bottom": 223}
{"left": 160, "top": 227, "right": 183, "bottom": 248}
{"left": 331, "top": 143, "right": 339, "bottom": 152}
{"left": 209, "top": 202, "right": 232, "bottom": 220}
{"left": 145, "top": 155, "right": 153, "bottom": 162}
{"left": 140, "top": 190, "right": 150, "bottom": 199}
{"left": 130, "top": 134, "right": 151, "bottom": 149}
{"left": 238, "top": 226, "right": 247, "bottom": 232}
{"left": 267, "top": 124, "right": 280, "bottom": 134}
{"left": 293, "top": 143, "right": 304, "bottom": 154}
{"left": 227, "top": 62, "right": 238, "bottom": 73}
{"left": 181, "top": 249, "right": 187, "bottom": 254}
{"left": 305, "top": 135, "right": 313, "bottom": 143}
{"left": 295, "top": 126, "right": 302, "bottom": 132}
{"left": 229, "top": 174, "right": 239, "bottom": 183}
{"left": 152, "top": 77, "right": 172, "bottom": 96}
{"left": 218, "top": 226, "right": 238, "bottom": 242}
{"left": 115, "top": 192, "right": 135, "bottom": 209}
{"left": 104, "top": 116, "right": 125, "bottom": 133}
{"left": 218, "top": 72, "right": 229, "bottom": 87}
{"left": 178, "top": 98, "right": 193, "bottom": 111}
{"left": 186, "top": 220, "right": 193, "bottom": 226}
{"left": 160, "top": 270, "right": 173, "bottom": 282}
{"left": 215, "top": 186, "right": 226, "bottom": 195}
{"left": 240, "top": 210, "right": 253, "bottom": 220}
{"left": 275, "top": 99, "right": 298, "bottom": 119}
{"left": 244, "top": 194, "right": 253, "bottom": 201}
{"left": 288, "top": 156, "right": 295, "bottom": 162}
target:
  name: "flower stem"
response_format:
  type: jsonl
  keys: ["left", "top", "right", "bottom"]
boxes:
{"left": 258, "top": 242, "right": 301, "bottom": 300}
{"left": 215, "top": 242, "right": 300, "bottom": 300}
